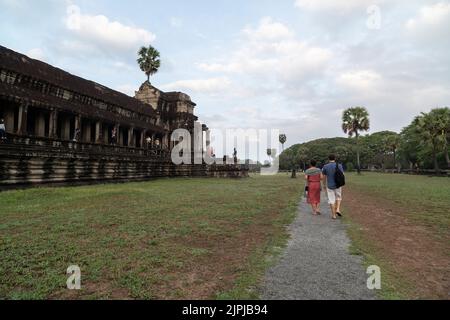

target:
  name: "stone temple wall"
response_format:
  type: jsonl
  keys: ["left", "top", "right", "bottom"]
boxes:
{"left": 0, "top": 135, "right": 249, "bottom": 190}
{"left": 0, "top": 46, "right": 249, "bottom": 189}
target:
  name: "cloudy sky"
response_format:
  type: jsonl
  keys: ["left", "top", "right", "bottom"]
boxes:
{"left": 1, "top": 0, "right": 449, "bottom": 155}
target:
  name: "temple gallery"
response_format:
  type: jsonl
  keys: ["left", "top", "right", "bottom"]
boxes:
{"left": 0, "top": 45, "right": 247, "bottom": 189}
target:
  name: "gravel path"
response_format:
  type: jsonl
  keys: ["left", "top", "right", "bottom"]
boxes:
{"left": 261, "top": 192, "right": 376, "bottom": 300}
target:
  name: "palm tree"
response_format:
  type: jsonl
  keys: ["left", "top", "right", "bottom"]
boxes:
{"left": 384, "top": 133, "right": 401, "bottom": 171}
{"left": 283, "top": 148, "right": 298, "bottom": 178}
{"left": 430, "top": 107, "right": 450, "bottom": 169}
{"left": 399, "top": 124, "right": 421, "bottom": 171}
{"left": 279, "top": 134, "right": 287, "bottom": 152}
{"left": 137, "top": 46, "right": 161, "bottom": 83}
{"left": 342, "top": 107, "right": 370, "bottom": 174}
{"left": 413, "top": 112, "right": 442, "bottom": 175}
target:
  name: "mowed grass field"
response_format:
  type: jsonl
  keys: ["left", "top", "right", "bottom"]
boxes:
{"left": 0, "top": 175, "right": 303, "bottom": 300}
{"left": 346, "top": 173, "right": 450, "bottom": 236}
{"left": 343, "top": 172, "right": 450, "bottom": 299}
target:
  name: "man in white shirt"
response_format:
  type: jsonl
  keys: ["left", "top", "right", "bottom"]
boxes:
{"left": 322, "top": 154, "right": 345, "bottom": 220}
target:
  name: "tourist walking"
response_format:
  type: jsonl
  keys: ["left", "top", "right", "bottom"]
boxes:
{"left": 0, "top": 118, "right": 6, "bottom": 141}
{"left": 304, "top": 160, "right": 323, "bottom": 215}
{"left": 73, "top": 128, "right": 81, "bottom": 142}
{"left": 111, "top": 127, "right": 117, "bottom": 145}
{"left": 322, "top": 154, "right": 345, "bottom": 220}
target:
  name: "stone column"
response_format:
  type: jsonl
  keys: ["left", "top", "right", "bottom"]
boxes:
{"left": 3, "top": 108, "right": 15, "bottom": 133}
{"left": 49, "top": 109, "right": 58, "bottom": 138}
{"left": 83, "top": 121, "right": 91, "bottom": 143}
{"left": 36, "top": 111, "right": 46, "bottom": 137}
{"left": 129, "top": 128, "right": 134, "bottom": 147}
{"left": 206, "top": 129, "right": 211, "bottom": 154}
{"left": 165, "top": 133, "right": 170, "bottom": 150}
{"left": 103, "top": 126, "right": 109, "bottom": 145}
{"left": 140, "top": 130, "right": 145, "bottom": 149}
{"left": 95, "top": 121, "right": 102, "bottom": 144}
{"left": 62, "top": 116, "right": 71, "bottom": 140}
{"left": 118, "top": 124, "right": 123, "bottom": 146}
{"left": 75, "top": 115, "right": 81, "bottom": 131}
{"left": 74, "top": 115, "right": 82, "bottom": 141}
{"left": 201, "top": 130, "right": 206, "bottom": 153}
{"left": 17, "top": 104, "right": 28, "bottom": 135}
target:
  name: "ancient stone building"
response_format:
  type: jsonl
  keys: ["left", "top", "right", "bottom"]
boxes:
{"left": 0, "top": 45, "right": 247, "bottom": 188}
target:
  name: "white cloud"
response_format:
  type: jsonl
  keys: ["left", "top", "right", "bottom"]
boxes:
{"left": 294, "top": 0, "right": 379, "bottom": 12}
{"left": 242, "top": 17, "right": 293, "bottom": 41}
{"left": 336, "top": 70, "right": 382, "bottom": 92}
{"left": 64, "top": 5, "right": 155, "bottom": 52}
{"left": 160, "top": 77, "right": 232, "bottom": 95}
{"left": 198, "top": 17, "right": 332, "bottom": 85}
{"left": 406, "top": 2, "right": 450, "bottom": 31}
{"left": 404, "top": 2, "right": 450, "bottom": 50}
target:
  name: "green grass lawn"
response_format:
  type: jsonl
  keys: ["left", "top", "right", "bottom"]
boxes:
{"left": 0, "top": 175, "right": 303, "bottom": 300}
{"left": 346, "top": 172, "right": 450, "bottom": 236}
{"left": 343, "top": 172, "right": 450, "bottom": 299}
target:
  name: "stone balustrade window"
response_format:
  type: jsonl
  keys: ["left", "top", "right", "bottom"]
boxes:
{"left": 0, "top": 70, "right": 17, "bottom": 85}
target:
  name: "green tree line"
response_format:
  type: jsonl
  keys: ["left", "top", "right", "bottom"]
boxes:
{"left": 279, "top": 107, "right": 450, "bottom": 175}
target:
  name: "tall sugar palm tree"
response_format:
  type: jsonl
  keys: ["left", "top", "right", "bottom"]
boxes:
{"left": 342, "top": 107, "right": 370, "bottom": 174}
{"left": 384, "top": 133, "right": 401, "bottom": 171}
{"left": 430, "top": 107, "right": 450, "bottom": 169}
{"left": 137, "top": 45, "right": 161, "bottom": 83}
{"left": 414, "top": 108, "right": 449, "bottom": 174}
{"left": 279, "top": 134, "right": 287, "bottom": 152}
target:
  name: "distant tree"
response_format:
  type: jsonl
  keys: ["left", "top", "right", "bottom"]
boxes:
{"left": 430, "top": 107, "right": 450, "bottom": 169}
{"left": 399, "top": 124, "right": 421, "bottom": 171}
{"left": 282, "top": 148, "right": 300, "bottom": 178}
{"left": 137, "top": 45, "right": 161, "bottom": 83}
{"left": 278, "top": 137, "right": 355, "bottom": 170}
{"left": 361, "top": 131, "right": 398, "bottom": 170}
{"left": 279, "top": 134, "right": 287, "bottom": 152}
{"left": 384, "top": 133, "right": 401, "bottom": 171}
{"left": 342, "top": 107, "right": 370, "bottom": 174}
{"left": 297, "top": 146, "right": 310, "bottom": 172}
{"left": 334, "top": 145, "right": 352, "bottom": 165}
{"left": 413, "top": 110, "right": 445, "bottom": 174}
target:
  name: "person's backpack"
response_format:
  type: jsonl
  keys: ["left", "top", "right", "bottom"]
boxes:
{"left": 334, "top": 162, "right": 346, "bottom": 188}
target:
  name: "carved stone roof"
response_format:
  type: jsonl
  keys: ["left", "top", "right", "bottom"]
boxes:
{"left": 0, "top": 45, "right": 156, "bottom": 117}
{"left": 0, "top": 82, "right": 165, "bottom": 132}
{"left": 136, "top": 81, "right": 196, "bottom": 107}
{"left": 164, "top": 91, "right": 196, "bottom": 106}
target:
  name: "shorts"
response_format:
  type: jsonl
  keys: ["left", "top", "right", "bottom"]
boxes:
{"left": 326, "top": 187, "right": 342, "bottom": 205}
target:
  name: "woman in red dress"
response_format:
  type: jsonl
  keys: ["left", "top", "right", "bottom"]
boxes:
{"left": 304, "top": 160, "right": 323, "bottom": 215}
